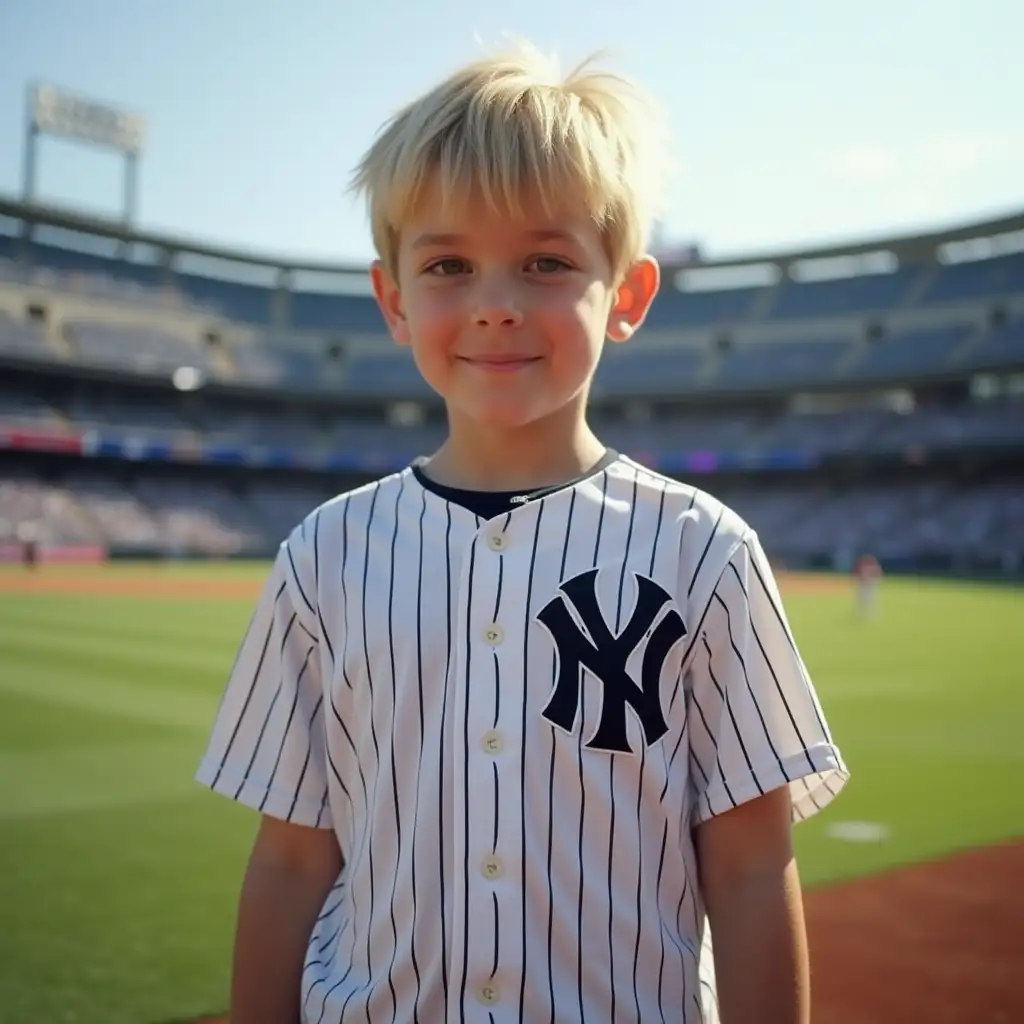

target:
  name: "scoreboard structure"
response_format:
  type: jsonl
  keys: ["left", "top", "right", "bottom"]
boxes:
{"left": 21, "top": 82, "right": 147, "bottom": 228}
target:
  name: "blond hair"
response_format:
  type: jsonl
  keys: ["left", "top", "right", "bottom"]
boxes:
{"left": 349, "top": 39, "right": 671, "bottom": 281}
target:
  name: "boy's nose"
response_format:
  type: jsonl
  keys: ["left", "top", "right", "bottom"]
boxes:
{"left": 473, "top": 291, "right": 524, "bottom": 328}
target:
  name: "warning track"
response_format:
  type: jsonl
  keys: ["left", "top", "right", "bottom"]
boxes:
{"left": 0, "top": 572, "right": 261, "bottom": 600}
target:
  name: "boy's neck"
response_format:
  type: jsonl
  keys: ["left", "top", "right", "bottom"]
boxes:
{"left": 422, "top": 411, "right": 608, "bottom": 493}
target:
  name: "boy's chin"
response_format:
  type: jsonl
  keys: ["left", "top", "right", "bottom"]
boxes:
{"left": 450, "top": 399, "right": 555, "bottom": 432}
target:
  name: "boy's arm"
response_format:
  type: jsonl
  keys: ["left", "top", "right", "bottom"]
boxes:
{"left": 694, "top": 786, "right": 809, "bottom": 1024}
{"left": 231, "top": 816, "right": 343, "bottom": 1024}
{"left": 683, "top": 527, "right": 849, "bottom": 1024}
{"left": 196, "top": 529, "right": 340, "bottom": 1023}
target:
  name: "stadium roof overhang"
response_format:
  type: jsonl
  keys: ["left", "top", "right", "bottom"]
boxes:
{"left": 1, "top": 193, "right": 1022, "bottom": 275}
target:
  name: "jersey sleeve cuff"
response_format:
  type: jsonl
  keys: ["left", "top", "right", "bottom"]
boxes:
{"left": 692, "top": 741, "right": 849, "bottom": 826}
{"left": 195, "top": 756, "right": 333, "bottom": 830}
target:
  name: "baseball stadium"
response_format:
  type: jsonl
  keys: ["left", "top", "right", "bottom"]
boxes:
{"left": 1, "top": 84, "right": 1022, "bottom": 1024}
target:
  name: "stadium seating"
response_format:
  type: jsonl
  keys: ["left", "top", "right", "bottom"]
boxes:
{"left": 0, "top": 310, "right": 59, "bottom": 360}
{"left": 768, "top": 268, "right": 920, "bottom": 319}
{"left": 757, "top": 408, "right": 885, "bottom": 453}
{"left": 232, "top": 335, "right": 325, "bottom": 388}
{"left": 342, "top": 349, "right": 433, "bottom": 396}
{"left": 246, "top": 479, "right": 339, "bottom": 545}
{"left": 67, "top": 321, "right": 217, "bottom": 376}
{"left": 131, "top": 476, "right": 261, "bottom": 555}
{"left": 712, "top": 336, "right": 849, "bottom": 389}
{"left": 847, "top": 324, "right": 972, "bottom": 380}
{"left": 600, "top": 412, "right": 765, "bottom": 456}
{"left": 591, "top": 345, "right": 704, "bottom": 394}
{"left": 60, "top": 471, "right": 164, "bottom": 549}
{"left": 0, "top": 386, "right": 60, "bottom": 428}
{"left": 0, "top": 249, "right": 213, "bottom": 315}
{"left": 63, "top": 395, "right": 192, "bottom": 436}
{"left": 919, "top": 252, "right": 1024, "bottom": 305}
{"left": 965, "top": 318, "right": 1024, "bottom": 370}
{"left": 644, "top": 286, "right": 760, "bottom": 329}
{"left": 6, "top": 385, "right": 1020, "bottom": 461}
{"left": 229, "top": 341, "right": 287, "bottom": 385}
{"left": 289, "top": 293, "right": 382, "bottom": 332}
{"left": 6, "top": 464, "right": 1022, "bottom": 569}
{"left": 25, "top": 242, "right": 163, "bottom": 291}
{"left": 2, "top": 203, "right": 1022, "bottom": 574}
{"left": 0, "top": 469, "right": 103, "bottom": 545}
{"left": 173, "top": 273, "right": 270, "bottom": 322}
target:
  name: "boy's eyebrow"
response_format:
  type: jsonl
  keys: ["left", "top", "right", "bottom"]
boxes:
{"left": 411, "top": 229, "right": 580, "bottom": 250}
{"left": 411, "top": 233, "right": 464, "bottom": 250}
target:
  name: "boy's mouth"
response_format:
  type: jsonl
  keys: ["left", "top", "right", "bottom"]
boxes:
{"left": 459, "top": 355, "right": 542, "bottom": 373}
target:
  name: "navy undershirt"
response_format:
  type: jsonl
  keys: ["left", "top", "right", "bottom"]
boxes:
{"left": 411, "top": 449, "right": 620, "bottom": 521}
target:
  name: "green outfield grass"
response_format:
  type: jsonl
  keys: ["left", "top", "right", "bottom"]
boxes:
{"left": 0, "top": 566, "right": 1021, "bottom": 1023}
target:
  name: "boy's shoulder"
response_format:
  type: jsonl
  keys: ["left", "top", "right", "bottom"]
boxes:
{"left": 287, "top": 466, "right": 412, "bottom": 541}
{"left": 611, "top": 454, "right": 753, "bottom": 550}
{"left": 600, "top": 455, "right": 766, "bottom": 611}
{"left": 274, "top": 466, "right": 413, "bottom": 582}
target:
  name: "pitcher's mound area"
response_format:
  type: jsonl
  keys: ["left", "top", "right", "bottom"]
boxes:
{"left": 178, "top": 839, "right": 1023, "bottom": 1024}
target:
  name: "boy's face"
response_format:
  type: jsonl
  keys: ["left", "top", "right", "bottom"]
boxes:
{"left": 371, "top": 183, "right": 659, "bottom": 434}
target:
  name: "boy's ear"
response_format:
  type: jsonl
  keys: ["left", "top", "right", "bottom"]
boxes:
{"left": 370, "top": 260, "right": 411, "bottom": 346}
{"left": 607, "top": 256, "right": 660, "bottom": 344}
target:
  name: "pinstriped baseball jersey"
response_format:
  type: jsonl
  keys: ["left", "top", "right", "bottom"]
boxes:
{"left": 196, "top": 452, "right": 849, "bottom": 1024}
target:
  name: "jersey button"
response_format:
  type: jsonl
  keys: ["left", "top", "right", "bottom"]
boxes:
{"left": 477, "top": 982, "right": 500, "bottom": 1006}
{"left": 487, "top": 533, "right": 507, "bottom": 552}
{"left": 481, "top": 730, "right": 504, "bottom": 755}
{"left": 481, "top": 855, "right": 504, "bottom": 880}
{"left": 482, "top": 623, "right": 504, "bottom": 646}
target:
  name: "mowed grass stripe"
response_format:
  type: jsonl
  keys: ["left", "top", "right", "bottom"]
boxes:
{"left": 0, "top": 656, "right": 222, "bottom": 733}
{"left": 0, "top": 688, "right": 179, "bottom": 751}
{"left": 0, "top": 617, "right": 242, "bottom": 683}
{"left": 0, "top": 738, "right": 207, "bottom": 820}
{"left": 0, "top": 591, "right": 254, "bottom": 648}
{"left": 0, "top": 798, "right": 255, "bottom": 1024}
{"left": 0, "top": 593, "right": 250, "bottom": 713}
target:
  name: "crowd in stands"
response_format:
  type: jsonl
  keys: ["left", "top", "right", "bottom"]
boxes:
{"left": 2, "top": 466, "right": 1022, "bottom": 574}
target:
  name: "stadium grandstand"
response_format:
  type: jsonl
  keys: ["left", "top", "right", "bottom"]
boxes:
{"left": 1, "top": 189, "right": 1022, "bottom": 578}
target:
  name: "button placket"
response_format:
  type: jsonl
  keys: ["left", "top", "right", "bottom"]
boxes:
{"left": 481, "top": 729, "right": 504, "bottom": 755}
{"left": 481, "top": 854, "right": 504, "bottom": 880}
{"left": 482, "top": 622, "right": 504, "bottom": 646}
{"left": 477, "top": 981, "right": 500, "bottom": 1006}
{"left": 466, "top": 520, "right": 517, "bottom": 1008}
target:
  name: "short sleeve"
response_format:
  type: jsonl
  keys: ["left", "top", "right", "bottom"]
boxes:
{"left": 685, "top": 530, "right": 849, "bottom": 826}
{"left": 195, "top": 534, "right": 332, "bottom": 829}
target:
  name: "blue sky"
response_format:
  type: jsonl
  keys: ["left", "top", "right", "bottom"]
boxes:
{"left": 0, "top": 0, "right": 1020, "bottom": 267}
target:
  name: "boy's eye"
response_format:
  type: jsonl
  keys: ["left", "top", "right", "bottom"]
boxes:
{"left": 528, "top": 256, "right": 570, "bottom": 274}
{"left": 426, "top": 258, "right": 469, "bottom": 276}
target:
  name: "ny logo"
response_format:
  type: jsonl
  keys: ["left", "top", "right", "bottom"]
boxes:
{"left": 535, "top": 568, "right": 687, "bottom": 754}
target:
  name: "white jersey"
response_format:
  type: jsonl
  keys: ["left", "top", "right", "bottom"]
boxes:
{"left": 197, "top": 454, "right": 848, "bottom": 1024}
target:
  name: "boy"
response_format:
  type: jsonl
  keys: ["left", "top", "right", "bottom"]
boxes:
{"left": 196, "top": 40, "right": 848, "bottom": 1024}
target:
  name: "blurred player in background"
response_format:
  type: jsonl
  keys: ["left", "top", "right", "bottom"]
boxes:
{"left": 17, "top": 520, "right": 40, "bottom": 570}
{"left": 855, "top": 553, "right": 882, "bottom": 618}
